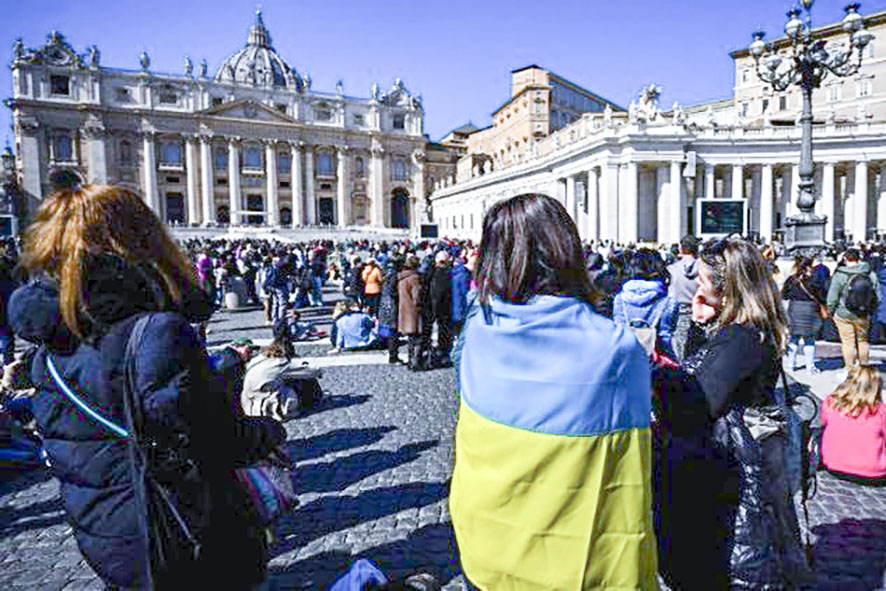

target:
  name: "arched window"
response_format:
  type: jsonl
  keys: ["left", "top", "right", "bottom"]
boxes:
{"left": 392, "top": 157, "right": 408, "bottom": 181}
{"left": 217, "top": 205, "right": 230, "bottom": 224}
{"left": 55, "top": 134, "right": 73, "bottom": 161}
{"left": 317, "top": 152, "right": 334, "bottom": 177}
{"left": 280, "top": 207, "right": 292, "bottom": 225}
{"left": 355, "top": 157, "right": 365, "bottom": 178}
{"left": 244, "top": 146, "right": 262, "bottom": 168}
{"left": 119, "top": 140, "right": 133, "bottom": 166}
{"left": 161, "top": 141, "right": 182, "bottom": 165}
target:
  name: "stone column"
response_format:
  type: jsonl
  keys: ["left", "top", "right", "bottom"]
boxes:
{"left": 305, "top": 147, "right": 316, "bottom": 225}
{"left": 599, "top": 162, "right": 619, "bottom": 242}
{"left": 370, "top": 143, "right": 385, "bottom": 227}
{"left": 732, "top": 164, "right": 744, "bottom": 199}
{"left": 705, "top": 162, "right": 715, "bottom": 198}
{"left": 141, "top": 132, "right": 160, "bottom": 215}
{"left": 411, "top": 150, "right": 426, "bottom": 230}
{"left": 336, "top": 145, "right": 349, "bottom": 227}
{"left": 656, "top": 165, "right": 670, "bottom": 244}
{"left": 228, "top": 138, "right": 241, "bottom": 226}
{"left": 620, "top": 161, "right": 638, "bottom": 244}
{"left": 265, "top": 141, "right": 279, "bottom": 226}
{"left": 782, "top": 165, "right": 795, "bottom": 218}
{"left": 586, "top": 168, "right": 599, "bottom": 241}
{"left": 854, "top": 160, "right": 869, "bottom": 242}
{"left": 670, "top": 161, "right": 684, "bottom": 243}
{"left": 83, "top": 126, "right": 107, "bottom": 185}
{"left": 877, "top": 164, "right": 886, "bottom": 235}
{"left": 290, "top": 142, "right": 303, "bottom": 228}
{"left": 760, "top": 164, "right": 774, "bottom": 243}
{"left": 199, "top": 135, "right": 215, "bottom": 225}
{"left": 565, "top": 176, "right": 577, "bottom": 223}
{"left": 17, "top": 117, "right": 42, "bottom": 205}
{"left": 822, "top": 162, "right": 835, "bottom": 242}
{"left": 185, "top": 136, "right": 200, "bottom": 225}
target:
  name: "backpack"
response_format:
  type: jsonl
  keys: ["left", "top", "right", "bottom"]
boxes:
{"left": 620, "top": 297, "right": 666, "bottom": 355}
{"left": 844, "top": 273, "right": 877, "bottom": 316}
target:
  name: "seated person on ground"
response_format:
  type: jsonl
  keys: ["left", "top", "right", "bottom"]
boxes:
{"left": 330, "top": 301, "right": 378, "bottom": 353}
{"left": 240, "top": 329, "right": 316, "bottom": 421}
{"left": 821, "top": 364, "right": 886, "bottom": 483}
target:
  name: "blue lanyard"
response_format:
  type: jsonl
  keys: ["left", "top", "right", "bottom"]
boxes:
{"left": 46, "top": 355, "right": 131, "bottom": 438}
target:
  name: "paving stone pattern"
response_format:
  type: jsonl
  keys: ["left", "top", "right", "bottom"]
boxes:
{"left": 1, "top": 298, "right": 886, "bottom": 589}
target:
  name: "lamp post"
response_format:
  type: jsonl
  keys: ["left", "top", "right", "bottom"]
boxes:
{"left": 749, "top": 1, "right": 873, "bottom": 253}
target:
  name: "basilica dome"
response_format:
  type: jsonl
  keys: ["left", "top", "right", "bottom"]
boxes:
{"left": 215, "top": 11, "right": 301, "bottom": 91}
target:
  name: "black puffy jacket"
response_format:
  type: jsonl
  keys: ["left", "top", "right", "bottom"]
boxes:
{"left": 9, "top": 255, "right": 284, "bottom": 589}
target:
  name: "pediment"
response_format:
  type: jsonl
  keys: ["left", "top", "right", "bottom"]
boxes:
{"left": 202, "top": 99, "right": 294, "bottom": 123}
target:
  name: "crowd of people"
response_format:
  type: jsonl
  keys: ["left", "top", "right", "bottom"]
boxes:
{"left": 1, "top": 173, "right": 886, "bottom": 590}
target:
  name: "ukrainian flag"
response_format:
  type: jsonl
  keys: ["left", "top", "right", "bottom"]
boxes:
{"left": 450, "top": 296, "right": 657, "bottom": 590}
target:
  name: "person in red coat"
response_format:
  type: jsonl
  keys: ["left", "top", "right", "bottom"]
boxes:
{"left": 822, "top": 364, "right": 886, "bottom": 482}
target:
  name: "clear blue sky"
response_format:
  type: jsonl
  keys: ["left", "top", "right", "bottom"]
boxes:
{"left": 3, "top": 0, "right": 884, "bottom": 144}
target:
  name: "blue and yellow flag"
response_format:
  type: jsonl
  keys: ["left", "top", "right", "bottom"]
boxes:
{"left": 450, "top": 296, "right": 658, "bottom": 590}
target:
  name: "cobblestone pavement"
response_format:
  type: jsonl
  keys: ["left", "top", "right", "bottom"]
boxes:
{"left": 2, "top": 294, "right": 886, "bottom": 590}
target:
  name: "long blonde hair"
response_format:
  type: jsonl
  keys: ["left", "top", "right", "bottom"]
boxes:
{"left": 700, "top": 238, "right": 790, "bottom": 354}
{"left": 21, "top": 183, "right": 198, "bottom": 338}
{"left": 830, "top": 364, "right": 883, "bottom": 417}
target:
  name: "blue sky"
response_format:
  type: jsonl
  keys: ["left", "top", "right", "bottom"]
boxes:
{"left": 3, "top": 0, "right": 884, "bottom": 143}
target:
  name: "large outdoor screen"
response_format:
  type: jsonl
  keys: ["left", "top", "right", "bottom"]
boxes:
{"left": 698, "top": 199, "right": 746, "bottom": 236}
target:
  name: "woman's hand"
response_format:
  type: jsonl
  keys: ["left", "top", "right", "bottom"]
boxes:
{"left": 692, "top": 292, "right": 718, "bottom": 324}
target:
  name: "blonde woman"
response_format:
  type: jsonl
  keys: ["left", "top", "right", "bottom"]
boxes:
{"left": 821, "top": 365, "right": 886, "bottom": 482}
{"left": 8, "top": 178, "right": 283, "bottom": 590}
{"left": 653, "top": 238, "right": 808, "bottom": 590}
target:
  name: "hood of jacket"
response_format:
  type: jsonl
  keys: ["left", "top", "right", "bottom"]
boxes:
{"left": 835, "top": 261, "right": 872, "bottom": 278}
{"left": 677, "top": 256, "right": 698, "bottom": 280}
{"left": 10, "top": 254, "right": 212, "bottom": 347}
{"left": 620, "top": 279, "right": 667, "bottom": 308}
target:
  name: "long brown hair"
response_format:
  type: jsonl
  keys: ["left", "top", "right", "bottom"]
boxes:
{"left": 21, "top": 183, "right": 199, "bottom": 338}
{"left": 475, "top": 193, "right": 599, "bottom": 309}
{"left": 830, "top": 364, "right": 883, "bottom": 417}
{"left": 700, "top": 237, "right": 790, "bottom": 354}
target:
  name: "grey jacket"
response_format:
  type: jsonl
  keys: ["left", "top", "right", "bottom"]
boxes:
{"left": 666, "top": 255, "right": 699, "bottom": 305}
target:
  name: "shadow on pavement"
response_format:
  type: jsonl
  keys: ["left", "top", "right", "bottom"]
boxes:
{"left": 0, "top": 496, "right": 65, "bottom": 539}
{"left": 275, "top": 481, "right": 449, "bottom": 554}
{"left": 810, "top": 518, "right": 886, "bottom": 590}
{"left": 285, "top": 426, "right": 397, "bottom": 463}
{"left": 297, "top": 394, "right": 372, "bottom": 418}
{"left": 270, "top": 522, "right": 460, "bottom": 591}
{"left": 296, "top": 440, "right": 439, "bottom": 494}
{"left": 0, "top": 467, "right": 51, "bottom": 496}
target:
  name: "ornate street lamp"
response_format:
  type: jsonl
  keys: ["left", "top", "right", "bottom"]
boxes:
{"left": 749, "top": 1, "right": 873, "bottom": 253}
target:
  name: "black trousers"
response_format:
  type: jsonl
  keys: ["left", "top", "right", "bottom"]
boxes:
{"left": 422, "top": 314, "right": 452, "bottom": 361}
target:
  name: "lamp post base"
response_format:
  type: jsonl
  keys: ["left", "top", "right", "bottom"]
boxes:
{"left": 784, "top": 214, "right": 827, "bottom": 256}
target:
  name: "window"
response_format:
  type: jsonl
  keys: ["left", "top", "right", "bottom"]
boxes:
{"left": 779, "top": 95, "right": 788, "bottom": 111}
{"left": 863, "top": 42, "right": 874, "bottom": 59}
{"left": 119, "top": 140, "right": 133, "bottom": 166}
{"left": 353, "top": 114, "right": 365, "bottom": 127}
{"left": 857, "top": 78, "right": 873, "bottom": 98}
{"left": 50, "top": 75, "right": 69, "bottom": 96}
{"left": 762, "top": 98, "right": 769, "bottom": 113}
{"left": 115, "top": 87, "right": 131, "bottom": 102}
{"left": 279, "top": 181, "right": 290, "bottom": 188}
{"left": 275, "top": 103, "right": 287, "bottom": 114}
{"left": 244, "top": 146, "right": 262, "bottom": 168}
{"left": 314, "top": 104, "right": 332, "bottom": 122}
{"left": 217, "top": 178, "right": 228, "bottom": 185}
{"left": 393, "top": 114, "right": 405, "bottom": 130}
{"left": 165, "top": 176, "right": 180, "bottom": 184}
{"left": 392, "top": 157, "right": 408, "bottom": 181}
{"left": 280, "top": 207, "right": 292, "bottom": 225}
{"left": 741, "top": 68, "right": 750, "bottom": 84}
{"left": 211, "top": 97, "right": 223, "bottom": 107}
{"left": 160, "top": 141, "right": 182, "bottom": 165}
{"left": 215, "top": 147, "right": 228, "bottom": 170}
{"left": 277, "top": 152, "right": 291, "bottom": 173}
{"left": 159, "top": 86, "right": 177, "bottom": 105}
{"left": 55, "top": 135, "right": 73, "bottom": 161}
{"left": 355, "top": 157, "right": 365, "bottom": 178}
{"left": 740, "top": 102, "right": 749, "bottom": 117}
{"left": 827, "top": 83, "right": 842, "bottom": 102}
{"left": 317, "top": 152, "right": 334, "bottom": 177}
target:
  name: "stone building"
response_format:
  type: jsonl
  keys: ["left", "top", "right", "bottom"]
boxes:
{"left": 432, "top": 10, "right": 886, "bottom": 245}
{"left": 8, "top": 12, "right": 444, "bottom": 232}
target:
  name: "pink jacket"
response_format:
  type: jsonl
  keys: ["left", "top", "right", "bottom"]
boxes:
{"left": 821, "top": 395, "right": 886, "bottom": 478}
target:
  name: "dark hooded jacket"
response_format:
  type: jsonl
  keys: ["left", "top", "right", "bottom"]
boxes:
{"left": 9, "top": 254, "right": 284, "bottom": 589}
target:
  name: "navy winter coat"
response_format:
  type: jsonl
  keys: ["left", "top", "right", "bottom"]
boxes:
{"left": 9, "top": 255, "right": 283, "bottom": 589}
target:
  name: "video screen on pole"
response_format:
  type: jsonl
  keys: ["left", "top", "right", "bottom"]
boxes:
{"left": 699, "top": 200, "right": 745, "bottom": 235}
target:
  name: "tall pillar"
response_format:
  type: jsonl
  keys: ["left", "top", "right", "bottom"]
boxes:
{"left": 83, "top": 127, "right": 107, "bottom": 185}
{"left": 370, "top": 143, "right": 385, "bottom": 227}
{"left": 731, "top": 164, "right": 743, "bottom": 199}
{"left": 290, "top": 142, "right": 303, "bottom": 227}
{"left": 760, "top": 164, "right": 774, "bottom": 243}
{"left": 620, "top": 161, "right": 638, "bottom": 244}
{"left": 199, "top": 136, "right": 215, "bottom": 225}
{"left": 265, "top": 141, "right": 279, "bottom": 226}
{"left": 656, "top": 165, "right": 670, "bottom": 244}
{"left": 670, "top": 161, "right": 684, "bottom": 243}
{"left": 854, "top": 160, "right": 869, "bottom": 242}
{"left": 705, "top": 162, "right": 715, "bottom": 198}
{"left": 565, "top": 176, "right": 577, "bottom": 223}
{"left": 228, "top": 138, "right": 241, "bottom": 225}
{"left": 411, "top": 150, "right": 426, "bottom": 230}
{"left": 305, "top": 147, "right": 315, "bottom": 225}
{"left": 822, "top": 162, "right": 835, "bottom": 242}
{"left": 336, "top": 145, "right": 349, "bottom": 227}
{"left": 586, "top": 168, "right": 599, "bottom": 241}
{"left": 141, "top": 132, "right": 160, "bottom": 215}
{"left": 877, "top": 164, "right": 886, "bottom": 235}
{"left": 783, "top": 165, "right": 795, "bottom": 218}
{"left": 185, "top": 136, "right": 200, "bottom": 225}
{"left": 599, "top": 162, "right": 619, "bottom": 242}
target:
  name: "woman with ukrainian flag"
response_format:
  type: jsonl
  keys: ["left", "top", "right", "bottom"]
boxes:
{"left": 449, "top": 193, "right": 658, "bottom": 590}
